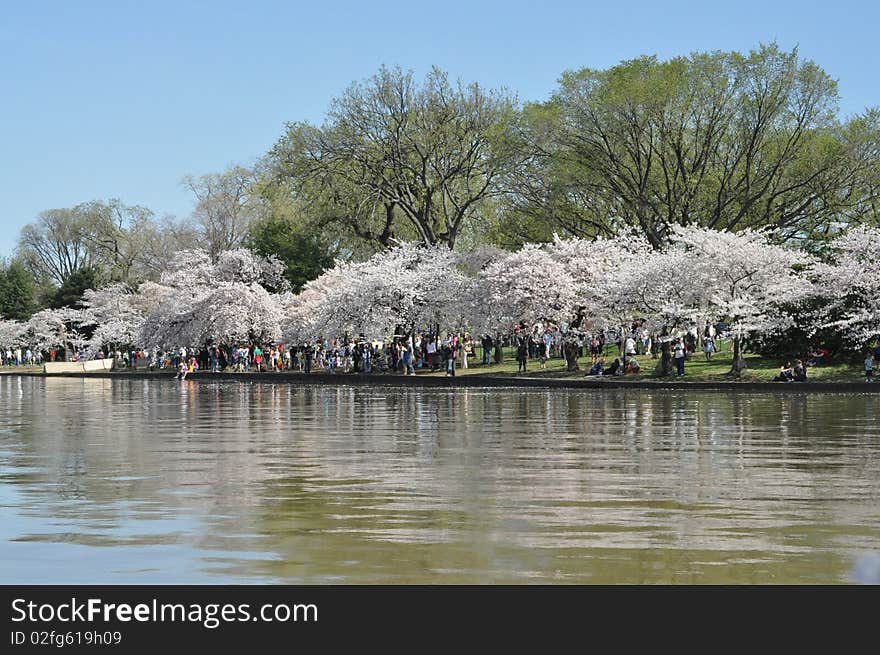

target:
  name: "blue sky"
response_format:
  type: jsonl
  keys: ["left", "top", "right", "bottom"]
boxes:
{"left": 1, "top": 0, "right": 877, "bottom": 257}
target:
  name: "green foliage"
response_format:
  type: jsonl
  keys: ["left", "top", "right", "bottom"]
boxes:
{"left": 246, "top": 217, "right": 336, "bottom": 292}
{"left": 16, "top": 198, "right": 194, "bottom": 288}
{"left": 268, "top": 66, "right": 522, "bottom": 251}
{"left": 503, "top": 43, "right": 880, "bottom": 249}
{"left": 0, "top": 260, "right": 38, "bottom": 320}
{"left": 50, "top": 266, "right": 103, "bottom": 309}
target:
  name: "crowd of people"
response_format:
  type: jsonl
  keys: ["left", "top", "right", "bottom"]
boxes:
{"left": 111, "top": 321, "right": 705, "bottom": 378}
{"left": 3, "top": 321, "right": 879, "bottom": 383}
{"left": 0, "top": 347, "right": 42, "bottom": 367}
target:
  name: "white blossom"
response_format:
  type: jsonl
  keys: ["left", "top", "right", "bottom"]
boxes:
{"left": 283, "top": 243, "right": 469, "bottom": 342}
{"left": 25, "top": 308, "right": 88, "bottom": 353}
{"left": 137, "top": 248, "right": 287, "bottom": 348}
{"left": 670, "top": 226, "right": 815, "bottom": 340}
{"left": 816, "top": 226, "right": 880, "bottom": 345}
{"left": 0, "top": 319, "right": 27, "bottom": 348}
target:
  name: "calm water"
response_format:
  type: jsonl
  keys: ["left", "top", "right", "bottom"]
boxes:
{"left": 1, "top": 376, "right": 878, "bottom": 584}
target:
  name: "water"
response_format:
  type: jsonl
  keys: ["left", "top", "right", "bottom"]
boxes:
{"left": 1, "top": 376, "right": 878, "bottom": 584}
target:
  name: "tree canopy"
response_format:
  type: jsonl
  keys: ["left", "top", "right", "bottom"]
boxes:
{"left": 268, "top": 66, "right": 523, "bottom": 251}
{"left": 5, "top": 46, "right": 880, "bottom": 333}
{"left": 503, "top": 44, "right": 880, "bottom": 248}
{"left": 0, "top": 260, "right": 38, "bottom": 320}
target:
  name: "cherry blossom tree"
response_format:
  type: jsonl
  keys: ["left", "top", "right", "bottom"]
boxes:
{"left": 283, "top": 265, "right": 351, "bottom": 344}
{"left": 816, "top": 226, "right": 880, "bottom": 347}
{"left": 140, "top": 282, "right": 283, "bottom": 348}
{"left": 0, "top": 319, "right": 27, "bottom": 348}
{"left": 550, "top": 233, "right": 653, "bottom": 370}
{"left": 213, "top": 248, "right": 286, "bottom": 289}
{"left": 80, "top": 283, "right": 173, "bottom": 353}
{"left": 667, "top": 226, "right": 816, "bottom": 375}
{"left": 547, "top": 233, "right": 651, "bottom": 327}
{"left": 594, "top": 227, "right": 815, "bottom": 376}
{"left": 136, "top": 248, "right": 288, "bottom": 349}
{"left": 284, "top": 243, "right": 468, "bottom": 343}
{"left": 475, "top": 244, "right": 573, "bottom": 334}
{"left": 599, "top": 246, "right": 704, "bottom": 375}
{"left": 25, "top": 308, "right": 88, "bottom": 358}
{"left": 469, "top": 233, "right": 649, "bottom": 369}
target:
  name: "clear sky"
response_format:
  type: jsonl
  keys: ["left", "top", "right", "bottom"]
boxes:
{"left": 1, "top": 0, "right": 877, "bottom": 257}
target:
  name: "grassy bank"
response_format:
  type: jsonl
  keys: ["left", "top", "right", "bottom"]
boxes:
{"left": 1, "top": 340, "right": 866, "bottom": 384}
{"left": 419, "top": 341, "right": 864, "bottom": 383}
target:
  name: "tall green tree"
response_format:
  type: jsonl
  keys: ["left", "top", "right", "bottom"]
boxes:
{"left": 16, "top": 199, "right": 199, "bottom": 288}
{"left": 246, "top": 217, "right": 336, "bottom": 293}
{"left": 17, "top": 207, "right": 99, "bottom": 285}
{"left": 269, "top": 66, "right": 524, "bottom": 251}
{"left": 507, "top": 44, "right": 880, "bottom": 248}
{"left": 182, "top": 165, "right": 255, "bottom": 259}
{"left": 0, "top": 260, "right": 39, "bottom": 320}
{"left": 75, "top": 198, "right": 160, "bottom": 284}
{"left": 50, "top": 266, "right": 103, "bottom": 309}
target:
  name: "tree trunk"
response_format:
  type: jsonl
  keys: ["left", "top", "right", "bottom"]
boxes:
{"left": 493, "top": 334, "right": 503, "bottom": 364}
{"left": 729, "top": 333, "right": 747, "bottom": 377}
{"left": 654, "top": 328, "right": 674, "bottom": 377}
{"left": 563, "top": 337, "right": 580, "bottom": 371}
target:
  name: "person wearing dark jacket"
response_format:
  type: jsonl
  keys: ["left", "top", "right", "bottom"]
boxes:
{"left": 481, "top": 335, "right": 494, "bottom": 365}
{"left": 516, "top": 340, "right": 528, "bottom": 373}
{"left": 603, "top": 358, "right": 621, "bottom": 376}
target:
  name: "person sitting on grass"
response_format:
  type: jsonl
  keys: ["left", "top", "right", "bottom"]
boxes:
{"left": 807, "top": 347, "right": 830, "bottom": 367}
{"left": 793, "top": 359, "right": 807, "bottom": 382}
{"left": 776, "top": 361, "right": 794, "bottom": 382}
{"left": 626, "top": 357, "right": 641, "bottom": 374}
{"left": 586, "top": 358, "right": 604, "bottom": 376}
{"left": 603, "top": 358, "right": 621, "bottom": 376}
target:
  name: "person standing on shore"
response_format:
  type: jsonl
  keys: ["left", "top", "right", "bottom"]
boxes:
{"left": 402, "top": 343, "right": 415, "bottom": 376}
{"left": 674, "top": 339, "right": 686, "bottom": 376}
{"left": 703, "top": 336, "right": 716, "bottom": 361}
{"left": 481, "top": 334, "right": 493, "bottom": 365}
{"left": 302, "top": 344, "right": 312, "bottom": 374}
{"left": 866, "top": 352, "right": 875, "bottom": 382}
{"left": 589, "top": 337, "right": 602, "bottom": 365}
{"left": 517, "top": 338, "right": 528, "bottom": 373}
{"left": 443, "top": 339, "right": 455, "bottom": 376}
